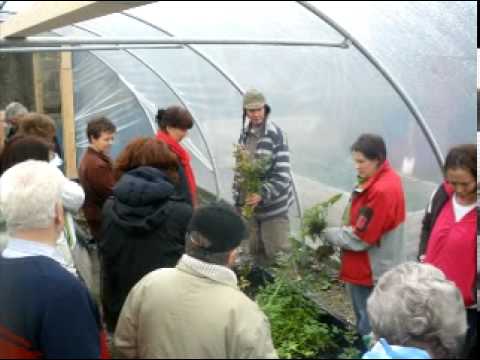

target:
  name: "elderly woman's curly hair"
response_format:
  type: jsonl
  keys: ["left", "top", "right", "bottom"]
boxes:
{"left": 367, "top": 262, "right": 467, "bottom": 359}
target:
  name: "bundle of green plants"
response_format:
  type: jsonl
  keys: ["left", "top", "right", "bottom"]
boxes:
{"left": 233, "top": 145, "right": 272, "bottom": 219}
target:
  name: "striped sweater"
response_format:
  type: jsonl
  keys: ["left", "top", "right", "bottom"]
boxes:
{"left": 236, "top": 120, "right": 294, "bottom": 221}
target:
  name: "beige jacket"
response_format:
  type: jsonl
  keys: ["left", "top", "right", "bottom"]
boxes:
{"left": 114, "top": 255, "right": 278, "bottom": 359}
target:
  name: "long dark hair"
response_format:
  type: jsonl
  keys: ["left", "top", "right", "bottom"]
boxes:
{"left": 239, "top": 104, "right": 271, "bottom": 145}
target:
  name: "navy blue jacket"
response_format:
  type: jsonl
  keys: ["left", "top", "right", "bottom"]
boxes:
{"left": 0, "top": 256, "right": 105, "bottom": 358}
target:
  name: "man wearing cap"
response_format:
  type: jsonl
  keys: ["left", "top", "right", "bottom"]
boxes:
{"left": 114, "top": 202, "right": 278, "bottom": 359}
{"left": 234, "top": 89, "right": 294, "bottom": 266}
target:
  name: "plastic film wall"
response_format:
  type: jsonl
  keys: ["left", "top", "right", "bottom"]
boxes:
{"left": 2, "top": 2, "right": 475, "bottom": 251}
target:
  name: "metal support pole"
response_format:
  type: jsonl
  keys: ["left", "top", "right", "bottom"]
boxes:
{"left": 0, "top": 36, "right": 350, "bottom": 48}
{"left": 0, "top": 44, "right": 183, "bottom": 53}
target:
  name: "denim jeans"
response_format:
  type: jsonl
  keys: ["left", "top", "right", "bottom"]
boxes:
{"left": 346, "top": 283, "right": 373, "bottom": 336}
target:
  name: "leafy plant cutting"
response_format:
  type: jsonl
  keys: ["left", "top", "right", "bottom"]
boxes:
{"left": 302, "top": 193, "right": 343, "bottom": 240}
{"left": 233, "top": 144, "right": 272, "bottom": 219}
{"left": 301, "top": 193, "right": 343, "bottom": 260}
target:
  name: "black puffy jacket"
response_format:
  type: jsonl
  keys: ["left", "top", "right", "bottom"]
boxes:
{"left": 99, "top": 166, "right": 193, "bottom": 332}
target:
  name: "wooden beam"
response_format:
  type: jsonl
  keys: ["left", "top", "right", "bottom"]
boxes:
{"left": 32, "top": 53, "right": 44, "bottom": 113}
{"left": 0, "top": 1, "right": 155, "bottom": 38}
{"left": 0, "top": 110, "right": 5, "bottom": 155}
{"left": 60, "top": 51, "right": 77, "bottom": 179}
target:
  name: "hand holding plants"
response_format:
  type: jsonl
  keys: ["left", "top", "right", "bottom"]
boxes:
{"left": 246, "top": 193, "right": 262, "bottom": 207}
{"left": 233, "top": 145, "right": 271, "bottom": 219}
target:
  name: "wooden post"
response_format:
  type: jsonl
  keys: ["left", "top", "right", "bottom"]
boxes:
{"left": 60, "top": 51, "right": 77, "bottom": 179}
{"left": 0, "top": 1, "right": 155, "bottom": 38}
{"left": 32, "top": 53, "right": 44, "bottom": 113}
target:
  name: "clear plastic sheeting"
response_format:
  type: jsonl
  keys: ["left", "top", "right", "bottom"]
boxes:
{"left": 73, "top": 50, "right": 153, "bottom": 163}
{"left": 1, "top": 1, "right": 476, "bottom": 221}
{"left": 73, "top": 50, "right": 216, "bottom": 187}
{"left": 125, "top": 1, "right": 344, "bottom": 42}
{"left": 308, "top": 1, "right": 477, "bottom": 149}
{"left": 54, "top": 24, "right": 218, "bottom": 192}
{"left": 57, "top": 15, "right": 244, "bottom": 201}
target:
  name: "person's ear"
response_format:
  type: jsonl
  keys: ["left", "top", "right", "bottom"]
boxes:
{"left": 54, "top": 202, "right": 65, "bottom": 231}
{"left": 227, "top": 248, "right": 238, "bottom": 267}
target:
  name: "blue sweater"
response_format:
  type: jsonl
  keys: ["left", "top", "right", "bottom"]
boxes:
{"left": 0, "top": 256, "right": 104, "bottom": 359}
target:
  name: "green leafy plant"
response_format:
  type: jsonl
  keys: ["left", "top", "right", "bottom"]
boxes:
{"left": 254, "top": 248, "right": 344, "bottom": 359}
{"left": 338, "top": 347, "right": 362, "bottom": 359}
{"left": 238, "top": 241, "right": 363, "bottom": 359}
{"left": 233, "top": 145, "right": 271, "bottom": 219}
{"left": 235, "top": 196, "right": 364, "bottom": 359}
{"left": 256, "top": 277, "right": 339, "bottom": 359}
{"left": 302, "top": 193, "right": 343, "bottom": 240}
{"left": 301, "top": 194, "right": 343, "bottom": 261}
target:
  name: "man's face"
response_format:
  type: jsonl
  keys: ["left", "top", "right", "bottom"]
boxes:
{"left": 246, "top": 106, "right": 266, "bottom": 128}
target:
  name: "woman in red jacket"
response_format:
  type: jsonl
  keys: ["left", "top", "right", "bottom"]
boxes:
{"left": 323, "top": 134, "right": 406, "bottom": 339}
{"left": 156, "top": 106, "right": 197, "bottom": 207}
{"left": 419, "top": 144, "right": 477, "bottom": 356}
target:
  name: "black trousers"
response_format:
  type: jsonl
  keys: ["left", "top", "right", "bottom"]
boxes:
{"left": 465, "top": 309, "right": 478, "bottom": 358}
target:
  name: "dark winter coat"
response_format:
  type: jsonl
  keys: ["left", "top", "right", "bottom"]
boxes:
{"left": 99, "top": 166, "right": 193, "bottom": 332}
{"left": 177, "top": 164, "right": 193, "bottom": 206}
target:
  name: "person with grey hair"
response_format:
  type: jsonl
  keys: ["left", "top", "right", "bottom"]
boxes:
{"left": 363, "top": 262, "right": 467, "bottom": 359}
{"left": 114, "top": 202, "right": 277, "bottom": 359}
{"left": 0, "top": 135, "right": 85, "bottom": 273}
{"left": 4, "top": 101, "right": 28, "bottom": 140}
{"left": 0, "top": 160, "right": 109, "bottom": 358}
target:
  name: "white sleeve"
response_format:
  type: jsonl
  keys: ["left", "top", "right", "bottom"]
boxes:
{"left": 62, "top": 180, "right": 85, "bottom": 212}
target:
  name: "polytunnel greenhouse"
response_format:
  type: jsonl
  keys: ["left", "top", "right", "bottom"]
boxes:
{"left": 0, "top": 1, "right": 477, "bottom": 358}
